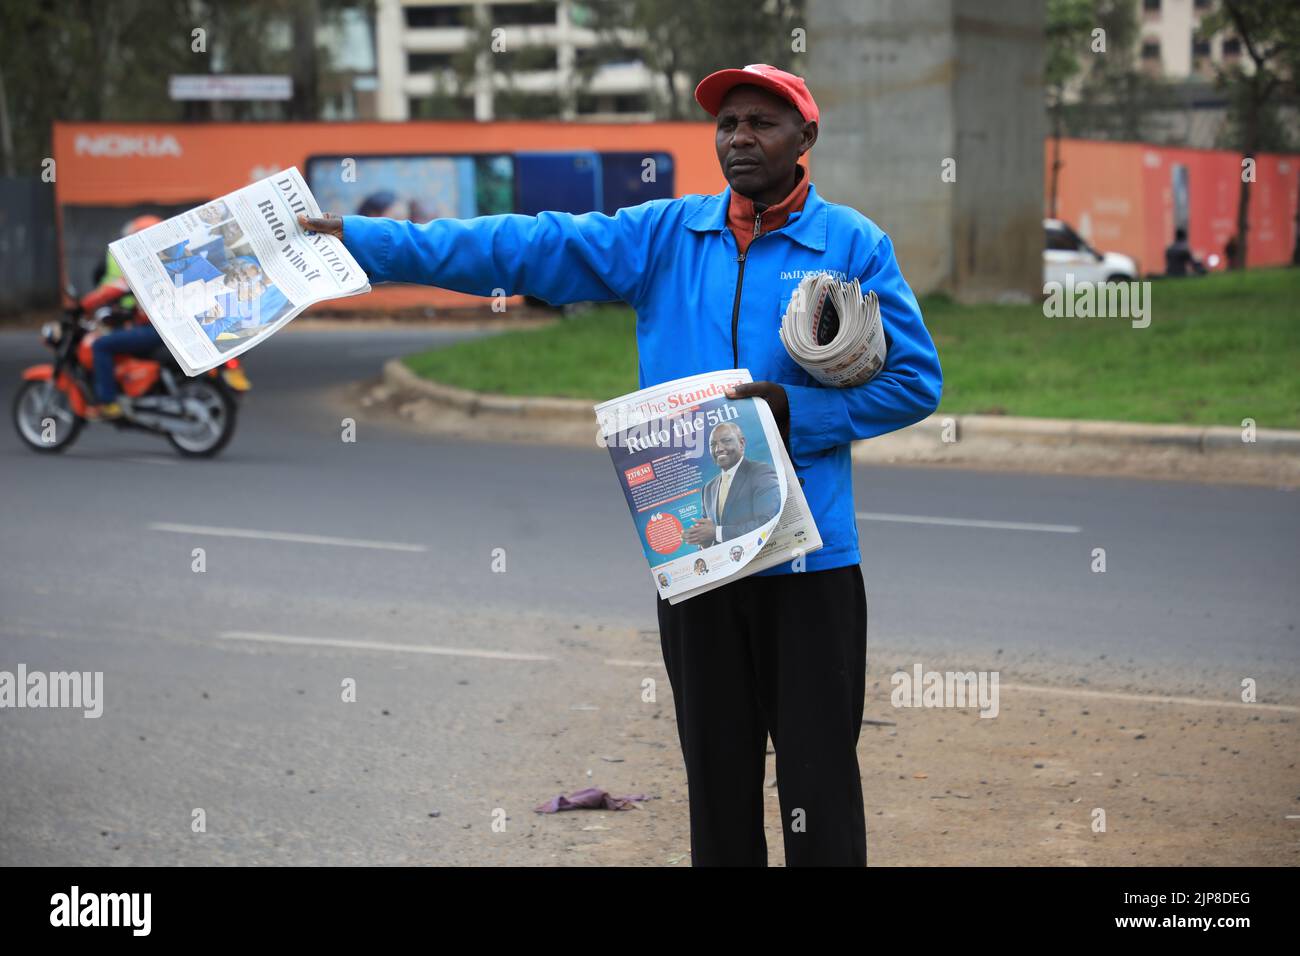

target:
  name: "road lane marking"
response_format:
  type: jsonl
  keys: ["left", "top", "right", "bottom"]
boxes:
{"left": 150, "top": 523, "right": 426, "bottom": 552}
{"left": 856, "top": 512, "right": 1081, "bottom": 534}
{"left": 220, "top": 631, "right": 552, "bottom": 662}
{"left": 998, "top": 682, "right": 1300, "bottom": 713}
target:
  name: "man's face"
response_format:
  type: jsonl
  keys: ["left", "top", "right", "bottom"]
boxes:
{"left": 710, "top": 425, "right": 744, "bottom": 469}
{"left": 198, "top": 203, "right": 227, "bottom": 225}
{"left": 229, "top": 262, "right": 263, "bottom": 300}
{"left": 714, "top": 84, "right": 815, "bottom": 200}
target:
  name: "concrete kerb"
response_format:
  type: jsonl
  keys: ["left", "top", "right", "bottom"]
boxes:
{"left": 383, "top": 358, "right": 593, "bottom": 420}
{"left": 935, "top": 414, "right": 1300, "bottom": 457}
{"left": 380, "top": 358, "right": 1300, "bottom": 467}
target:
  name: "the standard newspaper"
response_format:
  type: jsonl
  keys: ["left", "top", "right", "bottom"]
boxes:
{"left": 107, "top": 167, "right": 370, "bottom": 375}
{"left": 779, "top": 272, "right": 886, "bottom": 387}
{"left": 595, "top": 369, "right": 822, "bottom": 604}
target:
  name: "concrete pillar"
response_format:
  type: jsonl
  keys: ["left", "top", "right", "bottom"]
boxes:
{"left": 806, "top": 0, "right": 1045, "bottom": 302}
{"left": 374, "top": 0, "right": 407, "bottom": 120}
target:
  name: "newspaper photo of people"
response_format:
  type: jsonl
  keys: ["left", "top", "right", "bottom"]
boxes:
{"left": 157, "top": 201, "right": 292, "bottom": 353}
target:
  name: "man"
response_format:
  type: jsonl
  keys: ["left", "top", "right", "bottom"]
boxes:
{"left": 685, "top": 421, "right": 780, "bottom": 547}
{"left": 1164, "top": 227, "right": 1205, "bottom": 277}
{"left": 300, "top": 64, "right": 942, "bottom": 866}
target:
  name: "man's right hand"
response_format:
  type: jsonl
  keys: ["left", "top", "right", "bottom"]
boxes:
{"left": 297, "top": 213, "right": 343, "bottom": 240}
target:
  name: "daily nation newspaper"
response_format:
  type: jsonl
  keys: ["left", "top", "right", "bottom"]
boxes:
{"left": 779, "top": 272, "right": 886, "bottom": 387}
{"left": 596, "top": 369, "right": 822, "bottom": 604}
{"left": 107, "top": 167, "right": 370, "bottom": 375}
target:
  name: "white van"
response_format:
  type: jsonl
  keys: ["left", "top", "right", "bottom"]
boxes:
{"left": 1044, "top": 218, "right": 1137, "bottom": 285}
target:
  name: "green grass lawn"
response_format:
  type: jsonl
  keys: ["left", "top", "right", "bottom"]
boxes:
{"left": 403, "top": 267, "right": 1300, "bottom": 428}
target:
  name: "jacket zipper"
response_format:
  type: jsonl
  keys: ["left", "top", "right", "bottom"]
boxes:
{"left": 730, "top": 210, "right": 763, "bottom": 369}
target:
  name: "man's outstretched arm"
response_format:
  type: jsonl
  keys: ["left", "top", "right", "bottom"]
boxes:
{"left": 298, "top": 204, "right": 663, "bottom": 309}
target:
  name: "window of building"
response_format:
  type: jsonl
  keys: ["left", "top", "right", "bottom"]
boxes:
{"left": 408, "top": 94, "right": 475, "bottom": 119}
{"left": 612, "top": 93, "right": 649, "bottom": 113}
{"left": 491, "top": 47, "right": 559, "bottom": 72}
{"left": 405, "top": 5, "right": 469, "bottom": 28}
{"left": 577, "top": 92, "right": 650, "bottom": 115}
{"left": 1141, "top": 40, "right": 1160, "bottom": 60}
{"left": 574, "top": 46, "right": 642, "bottom": 71}
{"left": 1222, "top": 37, "right": 1242, "bottom": 56}
{"left": 1194, "top": 0, "right": 1211, "bottom": 9}
{"left": 493, "top": 91, "right": 562, "bottom": 118}
{"left": 408, "top": 52, "right": 456, "bottom": 73}
{"left": 1192, "top": 38, "right": 1211, "bottom": 58}
{"left": 1142, "top": 0, "right": 1160, "bottom": 12}
{"left": 491, "top": 3, "right": 557, "bottom": 26}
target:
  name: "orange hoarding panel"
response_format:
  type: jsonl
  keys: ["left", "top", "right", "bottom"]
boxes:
{"left": 1046, "top": 139, "right": 1148, "bottom": 270}
{"left": 1047, "top": 137, "right": 1299, "bottom": 274}
{"left": 53, "top": 121, "right": 723, "bottom": 204}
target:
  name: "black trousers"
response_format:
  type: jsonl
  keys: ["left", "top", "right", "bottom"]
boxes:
{"left": 656, "top": 564, "right": 868, "bottom": 866}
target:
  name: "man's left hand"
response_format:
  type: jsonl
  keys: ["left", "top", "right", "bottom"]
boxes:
{"left": 683, "top": 517, "right": 717, "bottom": 547}
{"left": 725, "top": 381, "right": 790, "bottom": 447}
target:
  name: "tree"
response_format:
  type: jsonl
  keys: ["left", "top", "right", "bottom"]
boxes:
{"left": 1057, "top": 0, "right": 1174, "bottom": 142}
{"left": 0, "top": 0, "right": 196, "bottom": 171}
{"left": 1046, "top": 0, "right": 1097, "bottom": 217}
{"left": 0, "top": 0, "right": 366, "bottom": 172}
{"left": 1200, "top": 0, "right": 1300, "bottom": 269}
{"left": 580, "top": 0, "right": 806, "bottom": 120}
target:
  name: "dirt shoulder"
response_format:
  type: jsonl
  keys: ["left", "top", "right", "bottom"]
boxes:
{"left": 325, "top": 380, "right": 1299, "bottom": 866}
{"left": 499, "top": 617, "right": 1299, "bottom": 867}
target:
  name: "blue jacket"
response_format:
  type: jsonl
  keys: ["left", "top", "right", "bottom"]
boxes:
{"left": 341, "top": 181, "right": 942, "bottom": 575}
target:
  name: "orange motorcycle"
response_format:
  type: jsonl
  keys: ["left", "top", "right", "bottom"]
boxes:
{"left": 12, "top": 288, "right": 250, "bottom": 457}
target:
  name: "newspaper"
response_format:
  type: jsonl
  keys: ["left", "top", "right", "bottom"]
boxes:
{"left": 107, "top": 167, "right": 370, "bottom": 375}
{"left": 596, "top": 369, "right": 822, "bottom": 604}
{"left": 779, "top": 272, "right": 886, "bottom": 387}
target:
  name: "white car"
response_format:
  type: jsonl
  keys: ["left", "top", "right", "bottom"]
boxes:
{"left": 1044, "top": 218, "right": 1137, "bottom": 285}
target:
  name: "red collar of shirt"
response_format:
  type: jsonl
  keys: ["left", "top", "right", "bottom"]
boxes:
{"left": 726, "top": 164, "right": 811, "bottom": 256}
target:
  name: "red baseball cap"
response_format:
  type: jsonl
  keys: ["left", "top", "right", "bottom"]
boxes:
{"left": 694, "top": 64, "right": 819, "bottom": 125}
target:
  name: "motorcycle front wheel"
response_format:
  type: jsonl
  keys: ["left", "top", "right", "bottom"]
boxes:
{"left": 12, "top": 379, "right": 84, "bottom": 453}
{"left": 166, "top": 378, "right": 237, "bottom": 458}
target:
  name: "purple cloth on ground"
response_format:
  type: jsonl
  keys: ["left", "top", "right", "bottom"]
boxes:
{"left": 534, "top": 788, "right": 649, "bottom": 813}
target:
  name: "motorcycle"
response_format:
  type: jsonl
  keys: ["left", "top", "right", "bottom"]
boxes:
{"left": 12, "top": 287, "right": 251, "bottom": 458}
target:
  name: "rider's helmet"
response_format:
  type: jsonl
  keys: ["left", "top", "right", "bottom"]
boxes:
{"left": 122, "top": 214, "right": 162, "bottom": 236}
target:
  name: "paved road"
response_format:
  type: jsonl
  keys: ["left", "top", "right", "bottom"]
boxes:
{"left": 1, "top": 326, "right": 1296, "bottom": 864}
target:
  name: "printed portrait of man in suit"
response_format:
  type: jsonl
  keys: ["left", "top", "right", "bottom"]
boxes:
{"left": 683, "top": 421, "right": 781, "bottom": 548}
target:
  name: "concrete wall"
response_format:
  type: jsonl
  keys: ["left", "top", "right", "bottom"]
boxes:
{"left": 807, "top": 0, "right": 1045, "bottom": 302}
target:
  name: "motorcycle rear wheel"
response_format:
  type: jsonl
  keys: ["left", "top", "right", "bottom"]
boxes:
{"left": 12, "top": 379, "right": 84, "bottom": 453}
{"left": 166, "top": 379, "right": 237, "bottom": 458}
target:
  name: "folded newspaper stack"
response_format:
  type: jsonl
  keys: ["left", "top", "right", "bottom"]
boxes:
{"left": 596, "top": 369, "right": 822, "bottom": 604}
{"left": 778, "top": 273, "right": 886, "bottom": 388}
{"left": 108, "top": 167, "right": 370, "bottom": 375}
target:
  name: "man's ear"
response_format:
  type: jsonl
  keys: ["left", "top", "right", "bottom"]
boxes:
{"left": 799, "top": 121, "right": 819, "bottom": 156}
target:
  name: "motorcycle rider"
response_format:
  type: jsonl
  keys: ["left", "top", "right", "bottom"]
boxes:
{"left": 83, "top": 215, "right": 164, "bottom": 421}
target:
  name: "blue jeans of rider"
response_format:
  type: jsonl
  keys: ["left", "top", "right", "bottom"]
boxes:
{"left": 92, "top": 325, "right": 163, "bottom": 403}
